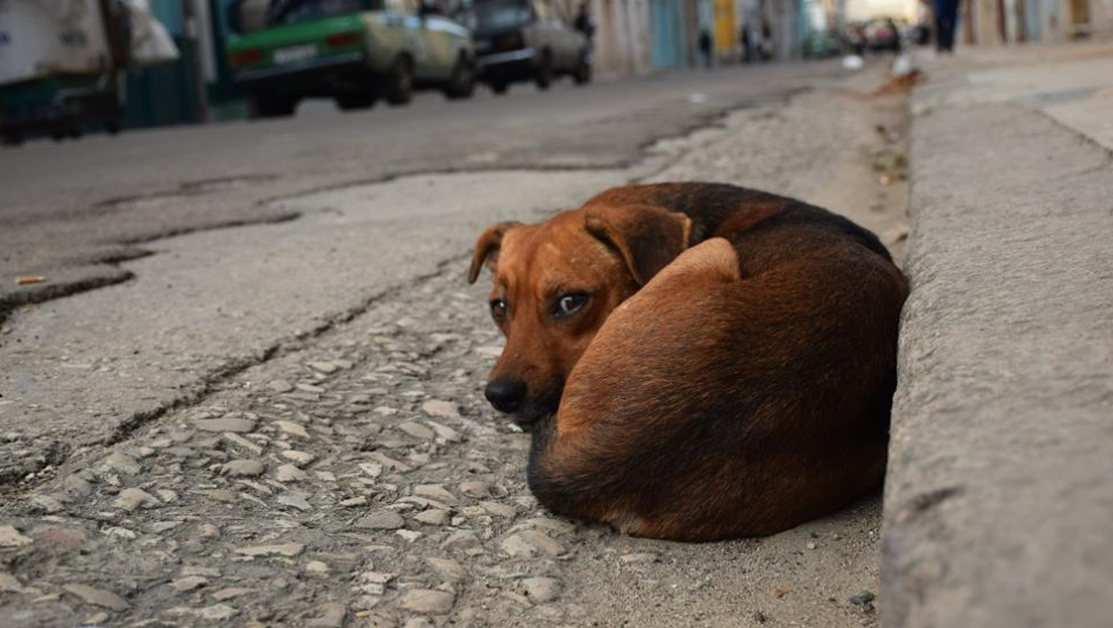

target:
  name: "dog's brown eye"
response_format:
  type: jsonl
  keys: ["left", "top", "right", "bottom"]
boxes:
{"left": 552, "top": 293, "right": 589, "bottom": 319}
{"left": 490, "top": 298, "right": 508, "bottom": 321}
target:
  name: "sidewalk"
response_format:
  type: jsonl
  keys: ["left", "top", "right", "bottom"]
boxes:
{"left": 883, "top": 43, "right": 1113, "bottom": 628}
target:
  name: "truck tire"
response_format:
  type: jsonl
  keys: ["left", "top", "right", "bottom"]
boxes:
{"left": 535, "top": 50, "right": 553, "bottom": 90}
{"left": 444, "top": 56, "right": 475, "bottom": 100}
{"left": 337, "top": 94, "right": 377, "bottom": 110}
{"left": 573, "top": 52, "right": 592, "bottom": 85}
{"left": 384, "top": 57, "right": 414, "bottom": 106}
{"left": 250, "top": 94, "right": 297, "bottom": 118}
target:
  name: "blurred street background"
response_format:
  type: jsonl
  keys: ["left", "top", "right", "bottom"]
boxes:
{"left": 1, "top": 0, "right": 1112, "bottom": 627}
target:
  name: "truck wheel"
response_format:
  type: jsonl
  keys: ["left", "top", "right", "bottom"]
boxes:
{"left": 384, "top": 57, "right": 413, "bottom": 106}
{"left": 1, "top": 131, "right": 23, "bottom": 147}
{"left": 573, "top": 53, "right": 592, "bottom": 85}
{"left": 444, "top": 56, "right": 475, "bottom": 100}
{"left": 337, "top": 94, "right": 377, "bottom": 110}
{"left": 535, "top": 50, "right": 553, "bottom": 90}
{"left": 250, "top": 94, "right": 298, "bottom": 118}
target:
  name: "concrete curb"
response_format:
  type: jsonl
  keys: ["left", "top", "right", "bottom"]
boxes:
{"left": 883, "top": 46, "right": 1113, "bottom": 627}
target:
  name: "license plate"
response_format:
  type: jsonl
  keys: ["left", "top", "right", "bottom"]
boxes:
{"left": 273, "top": 44, "right": 317, "bottom": 64}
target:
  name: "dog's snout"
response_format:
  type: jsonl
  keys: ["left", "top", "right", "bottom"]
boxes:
{"left": 485, "top": 378, "right": 527, "bottom": 414}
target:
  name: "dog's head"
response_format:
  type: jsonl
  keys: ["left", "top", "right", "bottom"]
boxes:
{"left": 468, "top": 203, "right": 691, "bottom": 426}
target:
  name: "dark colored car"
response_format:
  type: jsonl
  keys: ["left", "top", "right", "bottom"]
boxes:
{"left": 466, "top": 0, "right": 591, "bottom": 94}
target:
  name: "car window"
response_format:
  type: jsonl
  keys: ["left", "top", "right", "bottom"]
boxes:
{"left": 267, "top": 0, "right": 383, "bottom": 26}
{"left": 472, "top": 0, "right": 532, "bottom": 29}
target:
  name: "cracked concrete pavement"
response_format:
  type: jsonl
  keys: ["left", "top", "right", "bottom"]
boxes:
{"left": 0, "top": 61, "right": 913, "bottom": 627}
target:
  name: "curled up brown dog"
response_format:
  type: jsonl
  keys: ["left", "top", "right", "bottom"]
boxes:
{"left": 468, "top": 182, "right": 908, "bottom": 541}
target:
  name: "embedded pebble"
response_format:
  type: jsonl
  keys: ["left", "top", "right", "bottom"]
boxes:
{"left": 63, "top": 583, "right": 130, "bottom": 611}
{"left": 500, "top": 531, "right": 565, "bottom": 558}
{"left": 458, "top": 481, "right": 491, "bottom": 498}
{"left": 282, "top": 450, "right": 315, "bottom": 466}
{"left": 275, "top": 420, "right": 310, "bottom": 439}
{"left": 522, "top": 577, "right": 562, "bottom": 603}
{"left": 398, "top": 421, "right": 435, "bottom": 440}
{"left": 357, "top": 510, "right": 405, "bottom": 530}
{"left": 398, "top": 589, "right": 455, "bottom": 614}
{"left": 308, "top": 361, "right": 341, "bottom": 374}
{"left": 421, "top": 400, "right": 458, "bottom": 418}
{"left": 212, "top": 587, "right": 253, "bottom": 601}
{"left": 221, "top": 459, "right": 265, "bottom": 477}
{"left": 221, "top": 433, "right": 263, "bottom": 455}
{"left": 171, "top": 576, "right": 208, "bottom": 592}
{"left": 277, "top": 495, "right": 313, "bottom": 511}
{"left": 31, "top": 494, "right": 66, "bottom": 513}
{"left": 202, "top": 489, "right": 237, "bottom": 503}
{"left": 235, "top": 543, "right": 305, "bottom": 558}
{"left": 268, "top": 379, "right": 295, "bottom": 393}
{"left": 414, "top": 484, "right": 457, "bottom": 504}
{"left": 114, "top": 487, "right": 160, "bottom": 512}
{"left": 425, "top": 557, "right": 467, "bottom": 582}
{"left": 307, "top": 602, "right": 348, "bottom": 628}
{"left": 275, "top": 464, "right": 308, "bottom": 483}
{"left": 480, "top": 501, "right": 516, "bottom": 518}
{"left": 619, "top": 552, "right": 660, "bottom": 564}
{"left": 194, "top": 417, "right": 256, "bottom": 433}
{"left": 101, "top": 451, "right": 141, "bottom": 475}
{"left": 170, "top": 603, "right": 239, "bottom": 620}
{"left": 414, "top": 509, "right": 450, "bottom": 526}
{"left": 0, "top": 572, "right": 26, "bottom": 593}
{"left": 0, "top": 525, "right": 33, "bottom": 547}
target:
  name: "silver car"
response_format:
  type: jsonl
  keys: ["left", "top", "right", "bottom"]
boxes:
{"left": 466, "top": 0, "right": 591, "bottom": 94}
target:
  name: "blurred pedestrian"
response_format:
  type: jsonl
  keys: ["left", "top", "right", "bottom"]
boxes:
{"left": 573, "top": 2, "right": 596, "bottom": 46}
{"left": 760, "top": 19, "right": 773, "bottom": 60}
{"left": 740, "top": 23, "right": 751, "bottom": 63}
{"left": 698, "top": 29, "right": 713, "bottom": 70}
{"left": 933, "top": 0, "right": 959, "bottom": 53}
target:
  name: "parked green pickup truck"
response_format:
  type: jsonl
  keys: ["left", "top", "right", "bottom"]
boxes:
{"left": 226, "top": 0, "right": 475, "bottom": 117}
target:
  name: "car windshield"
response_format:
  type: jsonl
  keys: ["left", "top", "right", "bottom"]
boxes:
{"left": 267, "top": 0, "right": 383, "bottom": 26}
{"left": 473, "top": 0, "right": 532, "bottom": 30}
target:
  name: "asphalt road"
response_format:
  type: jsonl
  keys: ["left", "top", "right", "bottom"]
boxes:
{"left": 0, "top": 63, "right": 835, "bottom": 321}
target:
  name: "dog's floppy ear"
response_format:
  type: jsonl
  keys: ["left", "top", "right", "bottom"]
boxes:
{"left": 468, "top": 221, "right": 520, "bottom": 284}
{"left": 583, "top": 204, "right": 692, "bottom": 285}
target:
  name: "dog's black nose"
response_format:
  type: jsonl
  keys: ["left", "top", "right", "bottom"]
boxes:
{"left": 485, "top": 378, "right": 527, "bottom": 414}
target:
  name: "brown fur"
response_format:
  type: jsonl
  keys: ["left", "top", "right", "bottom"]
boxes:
{"left": 468, "top": 182, "right": 908, "bottom": 540}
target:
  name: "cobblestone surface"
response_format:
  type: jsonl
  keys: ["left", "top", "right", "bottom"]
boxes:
{"left": 0, "top": 65, "right": 909, "bottom": 628}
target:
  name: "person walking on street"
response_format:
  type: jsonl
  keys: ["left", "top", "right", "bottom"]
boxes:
{"left": 740, "top": 23, "right": 751, "bottom": 63}
{"left": 933, "top": 0, "right": 960, "bottom": 53}
{"left": 698, "top": 29, "right": 713, "bottom": 70}
{"left": 573, "top": 2, "right": 596, "bottom": 52}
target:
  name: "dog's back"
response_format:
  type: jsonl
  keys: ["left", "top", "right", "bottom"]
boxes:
{"left": 586, "top": 182, "right": 893, "bottom": 263}
{"left": 527, "top": 183, "right": 908, "bottom": 540}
